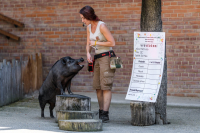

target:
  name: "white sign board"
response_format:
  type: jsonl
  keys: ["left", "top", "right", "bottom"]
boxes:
{"left": 125, "top": 32, "right": 165, "bottom": 102}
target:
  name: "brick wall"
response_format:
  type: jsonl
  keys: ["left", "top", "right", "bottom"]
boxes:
{"left": 0, "top": 0, "right": 200, "bottom": 97}
{"left": 162, "top": 0, "right": 200, "bottom": 97}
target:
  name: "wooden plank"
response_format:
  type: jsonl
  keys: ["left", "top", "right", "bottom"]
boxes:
{"left": 1, "top": 58, "right": 25, "bottom": 106}
{"left": 19, "top": 56, "right": 23, "bottom": 99}
{"left": 29, "top": 55, "right": 33, "bottom": 93}
{"left": 21, "top": 53, "right": 43, "bottom": 95}
{"left": 0, "top": 62, "right": 3, "bottom": 107}
{"left": 7, "top": 61, "right": 12, "bottom": 105}
{"left": 2, "top": 60, "right": 7, "bottom": 105}
{"left": 0, "top": 28, "right": 20, "bottom": 41}
{"left": 2, "top": 60, "right": 6, "bottom": 106}
{"left": 22, "top": 59, "right": 29, "bottom": 94}
{"left": 37, "top": 53, "right": 43, "bottom": 90}
{"left": 4, "top": 60, "right": 8, "bottom": 105}
{"left": 16, "top": 60, "right": 21, "bottom": 101}
{"left": 32, "top": 54, "right": 37, "bottom": 92}
{"left": 11, "top": 59, "right": 16, "bottom": 102}
{"left": 0, "top": 13, "right": 24, "bottom": 28}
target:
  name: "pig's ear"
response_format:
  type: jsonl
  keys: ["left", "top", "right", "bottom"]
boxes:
{"left": 61, "top": 58, "right": 66, "bottom": 65}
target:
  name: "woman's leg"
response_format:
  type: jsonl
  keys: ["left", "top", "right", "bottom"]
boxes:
{"left": 96, "top": 89, "right": 103, "bottom": 110}
{"left": 103, "top": 90, "right": 112, "bottom": 111}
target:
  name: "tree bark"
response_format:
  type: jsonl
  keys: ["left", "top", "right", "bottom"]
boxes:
{"left": 141, "top": 0, "right": 162, "bottom": 32}
{"left": 130, "top": 102, "right": 155, "bottom": 126}
{"left": 140, "top": 0, "right": 168, "bottom": 125}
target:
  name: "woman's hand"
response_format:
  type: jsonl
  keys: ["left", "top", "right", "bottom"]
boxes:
{"left": 87, "top": 52, "right": 93, "bottom": 63}
{"left": 89, "top": 41, "right": 96, "bottom": 47}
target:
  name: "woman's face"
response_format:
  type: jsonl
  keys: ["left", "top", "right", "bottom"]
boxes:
{"left": 80, "top": 14, "right": 90, "bottom": 26}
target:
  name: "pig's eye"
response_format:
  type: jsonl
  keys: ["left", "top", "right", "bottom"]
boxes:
{"left": 68, "top": 60, "right": 73, "bottom": 63}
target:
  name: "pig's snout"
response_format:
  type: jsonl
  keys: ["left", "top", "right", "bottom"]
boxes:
{"left": 77, "top": 58, "right": 84, "bottom": 68}
{"left": 78, "top": 58, "right": 84, "bottom": 62}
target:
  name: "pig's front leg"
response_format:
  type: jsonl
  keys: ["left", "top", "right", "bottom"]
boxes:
{"left": 66, "top": 79, "right": 73, "bottom": 95}
{"left": 57, "top": 81, "right": 66, "bottom": 95}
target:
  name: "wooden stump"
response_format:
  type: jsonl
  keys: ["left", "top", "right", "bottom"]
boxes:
{"left": 59, "top": 119, "right": 102, "bottom": 132}
{"left": 56, "top": 110, "right": 98, "bottom": 122}
{"left": 55, "top": 94, "right": 91, "bottom": 111}
{"left": 130, "top": 101, "right": 155, "bottom": 126}
{"left": 55, "top": 94, "right": 91, "bottom": 122}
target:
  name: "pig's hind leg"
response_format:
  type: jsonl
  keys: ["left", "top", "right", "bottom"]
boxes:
{"left": 39, "top": 100, "right": 46, "bottom": 118}
{"left": 49, "top": 102, "right": 55, "bottom": 118}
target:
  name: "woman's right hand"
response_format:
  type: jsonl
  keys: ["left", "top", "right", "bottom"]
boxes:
{"left": 87, "top": 53, "right": 93, "bottom": 63}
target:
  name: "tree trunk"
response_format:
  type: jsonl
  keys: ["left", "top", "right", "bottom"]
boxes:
{"left": 141, "top": 0, "right": 162, "bottom": 32}
{"left": 130, "top": 102, "right": 155, "bottom": 126}
{"left": 140, "top": 0, "right": 168, "bottom": 125}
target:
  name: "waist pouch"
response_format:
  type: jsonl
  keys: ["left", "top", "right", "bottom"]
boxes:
{"left": 88, "top": 61, "right": 95, "bottom": 72}
{"left": 110, "top": 56, "right": 123, "bottom": 69}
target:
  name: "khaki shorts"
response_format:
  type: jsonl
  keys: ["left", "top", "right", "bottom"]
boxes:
{"left": 93, "top": 56, "right": 115, "bottom": 90}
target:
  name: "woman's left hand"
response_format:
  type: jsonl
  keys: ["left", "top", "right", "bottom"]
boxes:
{"left": 89, "top": 41, "right": 96, "bottom": 46}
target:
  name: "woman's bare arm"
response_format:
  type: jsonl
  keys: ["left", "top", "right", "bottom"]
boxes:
{"left": 86, "top": 26, "right": 93, "bottom": 63}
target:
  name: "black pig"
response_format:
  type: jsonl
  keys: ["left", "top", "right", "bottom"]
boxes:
{"left": 38, "top": 56, "right": 84, "bottom": 118}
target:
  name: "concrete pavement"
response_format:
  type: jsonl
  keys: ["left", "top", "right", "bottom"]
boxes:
{"left": 0, "top": 91, "right": 199, "bottom": 133}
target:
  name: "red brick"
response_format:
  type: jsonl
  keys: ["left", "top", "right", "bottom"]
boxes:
{"left": 193, "top": 90, "right": 200, "bottom": 93}
{"left": 174, "top": 9, "right": 187, "bottom": 13}
{"left": 168, "top": 5, "right": 181, "bottom": 9}
{"left": 26, "top": 14, "right": 37, "bottom": 17}
{"left": 60, "top": 24, "right": 71, "bottom": 27}
{"left": 43, "top": 31, "right": 54, "bottom": 35}
{"left": 185, "top": 94, "right": 199, "bottom": 97}
{"left": 121, "top": 0, "right": 133, "bottom": 2}
{"left": 186, "top": 33, "right": 199, "bottom": 36}
{"left": 55, "top": 31, "right": 66, "bottom": 34}
{"left": 163, "top": 2, "right": 170, "bottom": 6}
{"left": 172, "top": 93, "right": 186, "bottom": 97}
{"left": 48, "top": 35, "right": 59, "bottom": 38}
{"left": 37, "top": 14, "right": 48, "bottom": 17}
{"left": 168, "top": 30, "right": 181, "bottom": 33}
{"left": 171, "top": 2, "right": 177, "bottom": 5}
{"left": 103, "top": 8, "right": 114, "bottom": 12}
{"left": 181, "top": 5, "right": 195, "bottom": 9}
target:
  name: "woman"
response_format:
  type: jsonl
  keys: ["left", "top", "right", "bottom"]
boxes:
{"left": 80, "top": 6, "right": 116, "bottom": 123}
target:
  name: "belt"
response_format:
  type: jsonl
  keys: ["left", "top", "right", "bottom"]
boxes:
{"left": 94, "top": 50, "right": 115, "bottom": 60}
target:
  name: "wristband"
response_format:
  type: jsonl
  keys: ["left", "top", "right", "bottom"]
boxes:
{"left": 95, "top": 40, "right": 97, "bottom": 46}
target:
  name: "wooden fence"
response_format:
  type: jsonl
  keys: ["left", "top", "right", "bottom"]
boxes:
{"left": 0, "top": 53, "right": 43, "bottom": 107}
